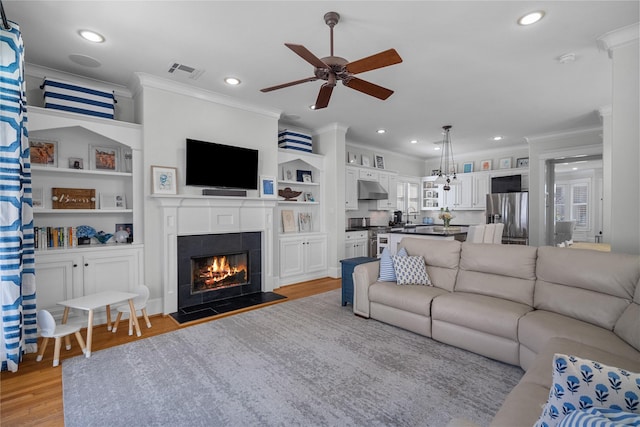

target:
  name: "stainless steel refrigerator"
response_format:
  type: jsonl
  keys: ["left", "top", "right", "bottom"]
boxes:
{"left": 486, "top": 192, "right": 529, "bottom": 244}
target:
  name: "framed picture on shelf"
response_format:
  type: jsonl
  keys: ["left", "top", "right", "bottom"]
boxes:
{"left": 151, "top": 165, "right": 177, "bottom": 195}
{"left": 296, "top": 169, "right": 312, "bottom": 182}
{"left": 499, "top": 157, "right": 512, "bottom": 169}
{"left": 68, "top": 157, "right": 84, "bottom": 169}
{"left": 100, "top": 193, "right": 126, "bottom": 209}
{"left": 115, "top": 223, "right": 133, "bottom": 241}
{"left": 463, "top": 162, "right": 473, "bottom": 173}
{"left": 282, "top": 209, "right": 296, "bottom": 233}
{"left": 30, "top": 139, "right": 57, "bottom": 167}
{"left": 32, "top": 187, "right": 44, "bottom": 208}
{"left": 374, "top": 154, "right": 385, "bottom": 169}
{"left": 362, "top": 156, "right": 371, "bottom": 167}
{"left": 284, "top": 168, "right": 294, "bottom": 181}
{"left": 304, "top": 192, "right": 315, "bottom": 202}
{"left": 260, "top": 175, "right": 276, "bottom": 198}
{"left": 348, "top": 152, "right": 358, "bottom": 164}
{"left": 516, "top": 157, "right": 529, "bottom": 168}
{"left": 121, "top": 148, "right": 133, "bottom": 173}
{"left": 90, "top": 145, "right": 118, "bottom": 171}
{"left": 298, "top": 212, "right": 312, "bottom": 232}
{"left": 481, "top": 160, "right": 492, "bottom": 171}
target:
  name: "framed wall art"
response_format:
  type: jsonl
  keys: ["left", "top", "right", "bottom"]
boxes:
{"left": 90, "top": 145, "right": 118, "bottom": 171}
{"left": 281, "top": 209, "right": 296, "bottom": 233}
{"left": 260, "top": 175, "right": 276, "bottom": 198}
{"left": 463, "top": 162, "right": 473, "bottom": 173}
{"left": 374, "top": 154, "right": 385, "bottom": 169}
{"left": 516, "top": 157, "right": 529, "bottom": 168}
{"left": 151, "top": 165, "right": 177, "bottom": 195}
{"left": 362, "top": 156, "right": 371, "bottom": 167}
{"left": 298, "top": 212, "right": 312, "bottom": 232}
{"left": 481, "top": 160, "right": 492, "bottom": 171}
{"left": 32, "top": 187, "right": 44, "bottom": 208}
{"left": 30, "top": 139, "right": 57, "bottom": 167}
{"left": 100, "top": 193, "right": 126, "bottom": 209}
{"left": 296, "top": 169, "right": 312, "bottom": 182}
{"left": 499, "top": 157, "right": 512, "bottom": 169}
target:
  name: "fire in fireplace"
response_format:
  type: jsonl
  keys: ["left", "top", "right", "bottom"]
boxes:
{"left": 191, "top": 252, "right": 248, "bottom": 293}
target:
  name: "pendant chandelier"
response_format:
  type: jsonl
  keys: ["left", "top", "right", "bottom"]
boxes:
{"left": 435, "top": 125, "right": 457, "bottom": 191}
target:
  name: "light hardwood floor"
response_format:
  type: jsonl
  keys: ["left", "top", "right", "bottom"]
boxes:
{"left": 1, "top": 278, "right": 341, "bottom": 426}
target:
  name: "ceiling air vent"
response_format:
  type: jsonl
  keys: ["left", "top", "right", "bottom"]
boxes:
{"left": 167, "top": 62, "right": 204, "bottom": 80}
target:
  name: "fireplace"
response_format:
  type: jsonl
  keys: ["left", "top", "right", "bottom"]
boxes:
{"left": 177, "top": 232, "right": 261, "bottom": 311}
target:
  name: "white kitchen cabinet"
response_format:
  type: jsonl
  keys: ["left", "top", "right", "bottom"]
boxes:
{"left": 35, "top": 245, "right": 143, "bottom": 319}
{"left": 279, "top": 234, "right": 328, "bottom": 286}
{"left": 345, "top": 166, "right": 358, "bottom": 210}
{"left": 421, "top": 176, "right": 441, "bottom": 210}
{"left": 376, "top": 172, "right": 398, "bottom": 210}
{"left": 472, "top": 173, "right": 490, "bottom": 209}
{"left": 358, "top": 169, "right": 379, "bottom": 181}
{"left": 345, "top": 230, "right": 368, "bottom": 258}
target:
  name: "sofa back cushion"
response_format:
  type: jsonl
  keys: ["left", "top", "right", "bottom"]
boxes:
{"left": 456, "top": 243, "right": 538, "bottom": 305}
{"left": 535, "top": 246, "right": 640, "bottom": 330}
{"left": 399, "top": 238, "right": 461, "bottom": 292}
{"left": 614, "top": 282, "right": 640, "bottom": 351}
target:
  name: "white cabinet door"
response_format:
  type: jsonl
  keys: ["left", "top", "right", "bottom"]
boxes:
{"left": 34, "top": 253, "right": 83, "bottom": 317}
{"left": 354, "top": 239, "right": 368, "bottom": 257}
{"left": 345, "top": 167, "right": 358, "bottom": 210}
{"left": 345, "top": 231, "right": 367, "bottom": 258}
{"left": 473, "top": 173, "right": 490, "bottom": 209}
{"left": 82, "top": 249, "right": 140, "bottom": 295}
{"left": 453, "top": 174, "right": 473, "bottom": 209}
{"left": 279, "top": 237, "right": 305, "bottom": 278}
{"left": 305, "top": 235, "right": 327, "bottom": 273}
{"left": 359, "top": 169, "right": 379, "bottom": 181}
{"left": 376, "top": 173, "right": 397, "bottom": 210}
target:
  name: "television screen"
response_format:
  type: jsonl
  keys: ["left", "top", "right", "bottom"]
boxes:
{"left": 491, "top": 175, "right": 521, "bottom": 193}
{"left": 185, "top": 139, "right": 259, "bottom": 190}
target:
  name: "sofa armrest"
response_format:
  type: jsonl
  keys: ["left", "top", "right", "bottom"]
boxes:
{"left": 353, "top": 260, "right": 380, "bottom": 318}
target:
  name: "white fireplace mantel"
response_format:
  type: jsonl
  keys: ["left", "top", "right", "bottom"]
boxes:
{"left": 154, "top": 195, "right": 277, "bottom": 314}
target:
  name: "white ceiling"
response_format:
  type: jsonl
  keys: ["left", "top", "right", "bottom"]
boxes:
{"left": 4, "top": 1, "right": 639, "bottom": 160}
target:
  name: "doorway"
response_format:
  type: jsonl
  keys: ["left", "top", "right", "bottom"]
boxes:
{"left": 545, "top": 155, "right": 603, "bottom": 246}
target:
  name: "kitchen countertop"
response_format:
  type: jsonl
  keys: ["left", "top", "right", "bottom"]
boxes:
{"left": 389, "top": 225, "right": 469, "bottom": 237}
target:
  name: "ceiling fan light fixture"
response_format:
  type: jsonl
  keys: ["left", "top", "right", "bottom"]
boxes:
{"left": 78, "top": 29, "right": 105, "bottom": 43}
{"left": 518, "top": 11, "right": 545, "bottom": 26}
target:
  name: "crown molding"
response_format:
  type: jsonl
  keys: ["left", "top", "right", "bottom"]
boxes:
{"left": 524, "top": 126, "right": 602, "bottom": 144}
{"left": 597, "top": 22, "right": 640, "bottom": 58}
{"left": 131, "top": 72, "right": 281, "bottom": 120}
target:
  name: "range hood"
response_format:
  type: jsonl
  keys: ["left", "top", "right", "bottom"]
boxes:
{"left": 358, "top": 180, "right": 388, "bottom": 200}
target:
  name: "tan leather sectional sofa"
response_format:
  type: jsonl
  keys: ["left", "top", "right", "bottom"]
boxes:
{"left": 352, "top": 238, "right": 640, "bottom": 426}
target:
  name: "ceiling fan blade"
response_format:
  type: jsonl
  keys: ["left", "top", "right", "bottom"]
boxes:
{"left": 285, "top": 43, "right": 328, "bottom": 69}
{"left": 314, "top": 84, "right": 334, "bottom": 110}
{"left": 346, "top": 48, "right": 403, "bottom": 74}
{"left": 343, "top": 77, "right": 394, "bottom": 100}
{"left": 260, "top": 77, "right": 318, "bottom": 92}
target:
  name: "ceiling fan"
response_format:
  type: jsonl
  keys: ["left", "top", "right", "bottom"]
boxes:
{"left": 260, "top": 11, "right": 403, "bottom": 109}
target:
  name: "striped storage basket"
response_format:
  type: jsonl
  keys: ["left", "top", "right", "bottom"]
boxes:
{"left": 43, "top": 78, "right": 115, "bottom": 119}
{"left": 278, "top": 130, "right": 312, "bottom": 153}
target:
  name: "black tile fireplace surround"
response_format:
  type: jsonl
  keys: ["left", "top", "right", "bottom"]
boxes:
{"left": 177, "top": 232, "right": 262, "bottom": 312}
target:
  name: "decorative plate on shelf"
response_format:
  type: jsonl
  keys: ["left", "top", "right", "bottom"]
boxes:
{"left": 278, "top": 187, "right": 302, "bottom": 201}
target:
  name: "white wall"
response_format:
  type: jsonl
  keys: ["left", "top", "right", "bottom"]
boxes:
{"left": 132, "top": 73, "right": 280, "bottom": 302}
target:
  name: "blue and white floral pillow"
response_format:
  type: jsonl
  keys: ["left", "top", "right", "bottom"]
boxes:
{"left": 378, "top": 247, "right": 407, "bottom": 282}
{"left": 392, "top": 255, "right": 431, "bottom": 286}
{"left": 535, "top": 353, "right": 640, "bottom": 427}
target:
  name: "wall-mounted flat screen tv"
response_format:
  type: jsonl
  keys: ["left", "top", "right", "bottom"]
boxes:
{"left": 185, "top": 139, "right": 259, "bottom": 190}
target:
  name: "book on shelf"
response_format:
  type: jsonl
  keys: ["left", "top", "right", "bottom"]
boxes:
{"left": 34, "top": 226, "right": 78, "bottom": 249}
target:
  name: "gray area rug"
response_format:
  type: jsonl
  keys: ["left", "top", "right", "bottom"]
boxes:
{"left": 63, "top": 290, "right": 523, "bottom": 427}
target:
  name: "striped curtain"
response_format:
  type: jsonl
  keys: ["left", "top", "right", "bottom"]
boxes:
{"left": 1, "top": 20, "right": 37, "bottom": 372}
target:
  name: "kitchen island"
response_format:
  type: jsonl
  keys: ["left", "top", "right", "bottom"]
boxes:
{"left": 382, "top": 225, "right": 468, "bottom": 255}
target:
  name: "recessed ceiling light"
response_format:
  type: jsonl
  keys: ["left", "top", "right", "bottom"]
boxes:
{"left": 572, "top": 167, "right": 578, "bottom": 170}
{"left": 224, "top": 77, "right": 241, "bottom": 86}
{"left": 309, "top": 104, "right": 317, "bottom": 110}
{"left": 377, "top": 129, "right": 386, "bottom": 134}
{"left": 518, "top": 11, "right": 545, "bottom": 26}
{"left": 492, "top": 136, "right": 504, "bottom": 141}
{"left": 410, "top": 139, "right": 418, "bottom": 144}
{"left": 78, "top": 30, "right": 105, "bottom": 43}
{"left": 434, "top": 146, "right": 441, "bottom": 151}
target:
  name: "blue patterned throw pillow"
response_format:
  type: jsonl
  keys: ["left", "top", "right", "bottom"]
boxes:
{"left": 393, "top": 255, "right": 431, "bottom": 286}
{"left": 378, "top": 247, "right": 407, "bottom": 282}
{"left": 535, "top": 354, "right": 640, "bottom": 427}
